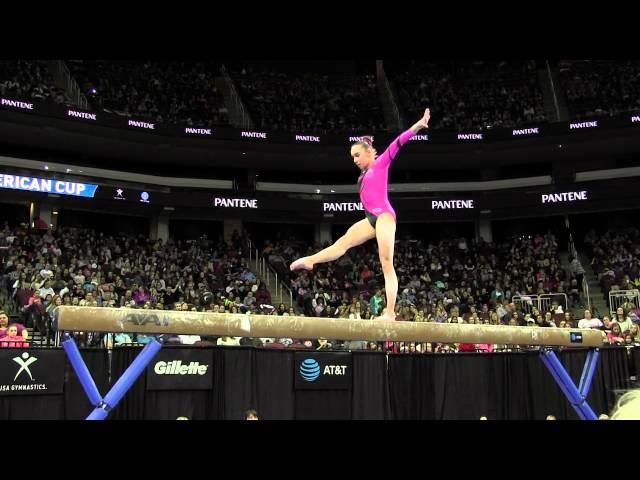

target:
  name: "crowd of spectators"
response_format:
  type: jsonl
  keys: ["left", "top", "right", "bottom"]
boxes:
{"left": 66, "top": 60, "right": 230, "bottom": 127}
{"left": 558, "top": 60, "right": 640, "bottom": 119}
{"left": 231, "top": 66, "right": 386, "bottom": 134}
{"left": 1, "top": 219, "right": 639, "bottom": 352}
{"left": 6, "top": 60, "right": 640, "bottom": 134}
{"left": 387, "top": 60, "right": 547, "bottom": 131}
{"left": 6, "top": 59, "right": 640, "bottom": 134}
{"left": 0, "top": 223, "right": 284, "bottom": 347}
{"left": 0, "top": 60, "right": 69, "bottom": 104}
{"left": 584, "top": 228, "right": 640, "bottom": 294}
{"left": 259, "top": 230, "right": 635, "bottom": 352}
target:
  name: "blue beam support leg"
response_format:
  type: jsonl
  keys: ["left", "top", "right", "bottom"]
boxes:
{"left": 86, "top": 339, "right": 162, "bottom": 420}
{"left": 578, "top": 349, "right": 600, "bottom": 398}
{"left": 62, "top": 335, "right": 103, "bottom": 407}
{"left": 540, "top": 349, "right": 599, "bottom": 421}
{"left": 61, "top": 333, "right": 162, "bottom": 420}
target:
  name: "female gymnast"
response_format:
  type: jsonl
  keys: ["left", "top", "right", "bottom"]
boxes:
{"left": 290, "top": 108, "right": 431, "bottom": 321}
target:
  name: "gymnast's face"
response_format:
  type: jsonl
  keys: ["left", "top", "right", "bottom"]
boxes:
{"left": 350, "top": 144, "right": 376, "bottom": 170}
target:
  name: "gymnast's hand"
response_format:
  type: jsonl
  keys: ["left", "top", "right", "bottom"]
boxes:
{"left": 418, "top": 108, "right": 430, "bottom": 129}
{"left": 410, "top": 108, "right": 430, "bottom": 133}
{"left": 290, "top": 257, "right": 314, "bottom": 271}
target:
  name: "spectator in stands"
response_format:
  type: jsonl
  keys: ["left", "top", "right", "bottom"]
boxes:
{"left": 46, "top": 295, "right": 62, "bottom": 315}
{"left": 254, "top": 284, "right": 272, "bottom": 306}
{"left": 608, "top": 322, "right": 625, "bottom": 344}
{"left": 568, "top": 278, "right": 582, "bottom": 308}
{"left": 369, "top": 288, "right": 384, "bottom": 317}
{"left": 490, "top": 283, "right": 504, "bottom": 305}
{"left": 113, "top": 332, "right": 133, "bottom": 345}
{"left": 613, "top": 307, "right": 634, "bottom": 333}
{"left": 564, "top": 311, "right": 575, "bottom": 328}
{"left": 134, "top": 286, "right": 150, "bottom": 305}
{"left": 570, "top": 256, "right": 585, "bottom": 289}
{"left": 217, "top": 335, "right": 241, "bottom": 346}
{"left": 178, "top": 333, "right": 202, "bottom": 345}
{"left": 435, "top": 305, "right": 448, "bottom": 323}
{"left": 578, "top": 309, "right": 603, "bottom": 329}
{"left": 15, "top": 278, "right": 34, "bottom": 309}
{"left": 120, "top": 289, "right": 136, "bottom": 308}
{"left": 622, "top": 301, "right": 640, "bottom": 323}
{"left": 38, "top": 280, "right": 55, "bottom": 300}
{"left": 24, "top": 291, "right": 46, "bottom": 332}
{"left": 0, "top": 324, "right": 29, "bottom": 347}
{"left": 630, "top": 323, "right": 639, "bottom": 342}
{"left": 0, "top": 310, "right": 28, "bottom": 339}
{"left": 245, "top": 409, "right": 259, "bottom": 420}
{"left": 360, "top": 265, "right": 374, "bottom": 285}
{"left": 312, "top": 296, "right": 326, "bottom": 316}
{"left": 534, "top": 314, "right": 551, "bottom": 328}
{"left": 544, "top": 311, "right": 557, "bottom": 327}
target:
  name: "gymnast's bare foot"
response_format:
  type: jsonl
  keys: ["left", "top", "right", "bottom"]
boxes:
{"left": 290, "top": 257, "right": 314, "bottom": 271}
{"left": 376, "top": 309, "right": 396, "bottom": 321}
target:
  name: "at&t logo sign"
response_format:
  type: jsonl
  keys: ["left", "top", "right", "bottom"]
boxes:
{"left": 299, "top": 358, "right": 321, "bottom": 382}
{"left": 298, "top": 358, "right": 348, "bottom": 382}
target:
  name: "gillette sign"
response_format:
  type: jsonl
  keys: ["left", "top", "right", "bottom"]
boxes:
{"left": 0, "top": 174, "right": 98, "bottom": 198}
{"left": 154, "top": 361, "right": 208, "bottom": 375}
{"left": 213, "top": 197, "right": 258, "bottom": 209}
{"left": 541, "top": 191, "right": 588, "bottom": 204}
{"left": 146, "top": 350, "right": 213, "bottom": 390}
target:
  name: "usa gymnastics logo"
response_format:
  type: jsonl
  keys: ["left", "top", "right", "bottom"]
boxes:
{"left": 299, "top": 358, "right": 321, "bottom": 382}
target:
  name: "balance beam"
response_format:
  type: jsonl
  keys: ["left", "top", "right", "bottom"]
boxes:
{"left": 53, "top": 306, "right": 603, "bottom": 347}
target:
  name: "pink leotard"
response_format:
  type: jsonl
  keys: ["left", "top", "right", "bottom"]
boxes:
{"left": 358, "top": 129, "right": 416, "bottom": 220}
